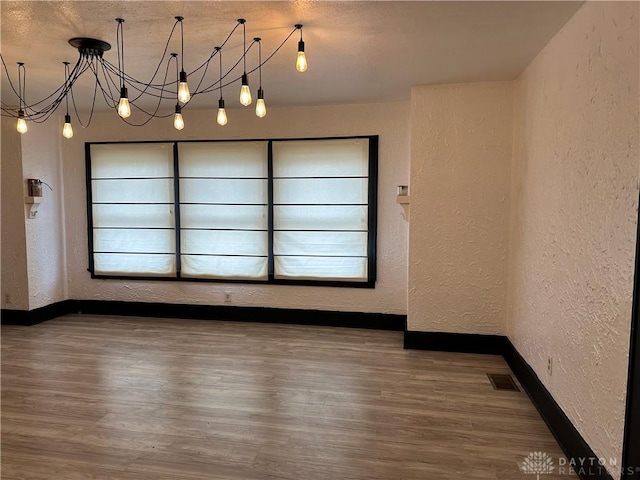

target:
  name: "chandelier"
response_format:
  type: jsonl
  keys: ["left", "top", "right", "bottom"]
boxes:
{"left": 1, "top": 17, "right": 308, "bottom": 138}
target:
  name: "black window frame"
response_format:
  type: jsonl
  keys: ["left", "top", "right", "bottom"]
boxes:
{"left": 85, "top": 135, "right": 378, "bottom": 288}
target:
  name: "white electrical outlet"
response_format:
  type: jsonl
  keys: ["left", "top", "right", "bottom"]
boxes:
{"left": 547, "top": 357, "right": 553, "bottom": 376}
{"left": 224, "top": 292, "right": 232, "bottom": 303}
{"left": 4, "top": 293, "right": 11, "bottom": 305}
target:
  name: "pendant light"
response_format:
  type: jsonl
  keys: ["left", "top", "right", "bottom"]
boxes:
{"left": 117, "top": 89, "right": 131, "bottom": 118}
{"left": 295, "top": 24, "right": 307, "bottom": 72}
{"left": 170, "top": 53, "right": 185, "bottom": 130}
{"left": 16, "top": 62, "right": 27, "bottom": 134}
{"left": 176, "top": 17, "right": 190, "bottom": 104}
{"left": 254, "top": 38, "right": 266, "bottom": 118}
{"left": 174, "top": 104, "right": 185, "bottom": 130}
{"left": 16, "top": 110, "right": 27, "bottom": 134}
{"left": 238, "top": 19, "right": 252, "bottom": 106}
{"left": 216, "top": 47, "right": 227, "bottom": 126}
{"left": 115, "top": 18, "right": 131, "bottom": 118}
{"left": 62, "top": 62, "right": 73, "bottom": 138}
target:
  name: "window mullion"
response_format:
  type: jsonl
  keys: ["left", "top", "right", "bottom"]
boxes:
{"left": 267, "top": 140, "right": 275, "bottom": 281}
{"left": 85, "top": 143, "right": 95, "bottom": 274}
{"left": 173, "top": 142, "right": 182, "bottom": 278}
{"left": 368, "top": 136, "right": 378, "bottom": 283}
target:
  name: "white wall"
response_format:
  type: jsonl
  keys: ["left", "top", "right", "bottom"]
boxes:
{"left": 21, "top": 120, "right": 68, "bottom": 309}
{"left": 408, "top": 82, "right": 513, "bottom": 334}
{"left": 508, "top": 2, "right": 639, "bottom": 476}
{"left": 62, "top": 102, "right": 410, "bottom": 314}
{"left": 1, "top": 117, "right": 29, "bottom": 310}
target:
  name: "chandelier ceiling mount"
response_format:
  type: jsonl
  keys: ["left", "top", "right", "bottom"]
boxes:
{"left": 68, "top": 38, "right": 112, "bottom": 57}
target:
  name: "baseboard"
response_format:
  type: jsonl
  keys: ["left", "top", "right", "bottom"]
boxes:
{"left": 502, "top": 339, "right": 614, "bottom": 480}
{"left": 3, "top": 299, "right": 405, "bottom": 331}
{"left": 1, "top": 300, "right": 74, "bottom": 326}
{"left": 65, "top": 299, "right": 406, "bottom": 331}
{"left": 403, "top": 330, "right": 508, "bottom": 354}
{"left": 404, "top": 330, "right": 614, "bottom": 480}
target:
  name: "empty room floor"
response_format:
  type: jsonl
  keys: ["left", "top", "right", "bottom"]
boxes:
{"left": 1, "top": 315, "right": 572, "bottom": 479}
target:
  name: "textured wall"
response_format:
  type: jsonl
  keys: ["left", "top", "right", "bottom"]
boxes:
{"left": 62, "top": 102, "right": 410, "bottom": 314}
{"left": 21, "top": 120, "right": 68, "bottom": 309}
{"left": 1, "top": 117, "right": 29, "bottom": 310}
{"left": 408, "top": 82, "right": 513, "bottom": 334}
{"left": 508, "top": 2, "right": 639, "bottom": 475}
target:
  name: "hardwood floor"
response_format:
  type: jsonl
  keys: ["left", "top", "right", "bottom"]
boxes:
{"left": 2, "top": 315, "right": 572, "bottom": 479}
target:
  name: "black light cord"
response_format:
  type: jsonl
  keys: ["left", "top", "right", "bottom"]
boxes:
{"left": 116, "top": 18, "right": 125, "bottom": 89}
{"left": 70, "top": 56, "right": 99, "bottom": 128}
{"left": 243, "top": 22, "right": 247, "bottom": 74}
{"left": 219, "top": 47, "right": 223, "bottom": 101}
{"left": 119, "top": 51, "right": 175, "bottom": 125}
{"left": 258, "top": 39, "right": 262, "bottom": 88}
{"left": 63, "top": 62, "right": 71, "bottom": 116}
{"left": 17, "top": 62, "right": 24, "bottom": 111}
{"left": 172, "top": 52, "right": 179, "bottom": 100}
{"left": 180, "top": 18, "right": 185, "bottom": 72}
{"left": 198, "top": 39, "right": 256, "bottom": 94}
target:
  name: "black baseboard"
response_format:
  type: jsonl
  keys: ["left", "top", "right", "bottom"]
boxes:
{"left": 2, "top": 300, "right": 405, "bottom": 331}
{"left": 403, "top": 330, "right": 508, "bottom": 354}
{"left": 65, "top": 299, "right": 406, "bottom": 331}
{"left": 404, "top": 330, "right": 614, "bottom": 480}
{"left": 1, "top": 300, "right": 74, "bottom": 326}
{"left": 501, "top": 339, "right": 614, "bottom": 480}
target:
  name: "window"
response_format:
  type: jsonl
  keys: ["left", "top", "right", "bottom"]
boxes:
{"left": 87, "top": 136, "right": 377, "bottom": 287}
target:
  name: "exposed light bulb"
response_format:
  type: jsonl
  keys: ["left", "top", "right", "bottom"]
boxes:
{"left": 296, "top": 40, "right": 307, "bottom": 72}
{"left": 117, "top": 87, "right": 131, "bottom": 118}
{"left": 256, "top": 88, "right": 266, "bottom": 118}
{"left": 173, "top": 104, "right": 184, "bottom": 130}
{"left": 217, "top": 99, "right": 228, "bottom": 126}
{"left": 255, "top": 98, "right": 267, "bottom": 118}
{"left": 178, "top": 70, "right": 190, "bottom": 104}
{"left": 239, "top": 73, "right": 251, "bottom": 106}
{"left": 62, "top": 114, "right": 73, "bottom": 139}
{"left": 174, "top": 113, "right": 185, "bottom": 130}
{"left": 16, "top": 111, "right": 27, "bottom": 134}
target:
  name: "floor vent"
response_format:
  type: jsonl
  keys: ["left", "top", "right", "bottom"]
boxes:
{"left": 487, "top": 373, "right": 520, "bottom": 392}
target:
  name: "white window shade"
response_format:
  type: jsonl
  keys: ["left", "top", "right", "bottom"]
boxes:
{"left": 91, "top": 143, "right": 174, "bottom": 178}
{"left": 275, "top": 257, "right": 367, "bottom": 282}
{"left": 179, "top": 142, "right": 267, "bottom": 178}
{"left": 180, "top": 179, "right": 266, "bottom": 204}
{"left": 274, "top": 206, "right": 367, "bottom": 231}
{"left": 273, "top": 139, "right": 368, "bottom": 178}
{"left": 178, "top": 142, "right": 268, "bottom": 280}
{"left": 180, "top": 205, "right": 267, "bottom": 230}
{"left": 90, "top": 143, "right": 175, "bottom": 277}
{"left": 94, "top": 253, "right": 175, "bottom": 276}
{"left": 272, "top": 139, "right": 370, "bottom": 281}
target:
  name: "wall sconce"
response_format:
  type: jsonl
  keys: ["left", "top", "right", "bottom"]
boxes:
{"left": 25, "top": 178, "right": 51, "bottom": 218}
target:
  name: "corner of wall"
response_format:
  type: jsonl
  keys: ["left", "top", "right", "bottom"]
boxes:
{"left": 1, "top": 116, "right": 29, "bottom": 310}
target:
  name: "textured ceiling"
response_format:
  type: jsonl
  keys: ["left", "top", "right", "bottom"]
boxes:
{"left": 1, "top": 1, "right": 583, "bottom": 112}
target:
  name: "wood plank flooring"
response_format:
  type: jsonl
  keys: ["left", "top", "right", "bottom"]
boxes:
{"left": 2, "top": 315, "right": 573, "bottom": 479}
